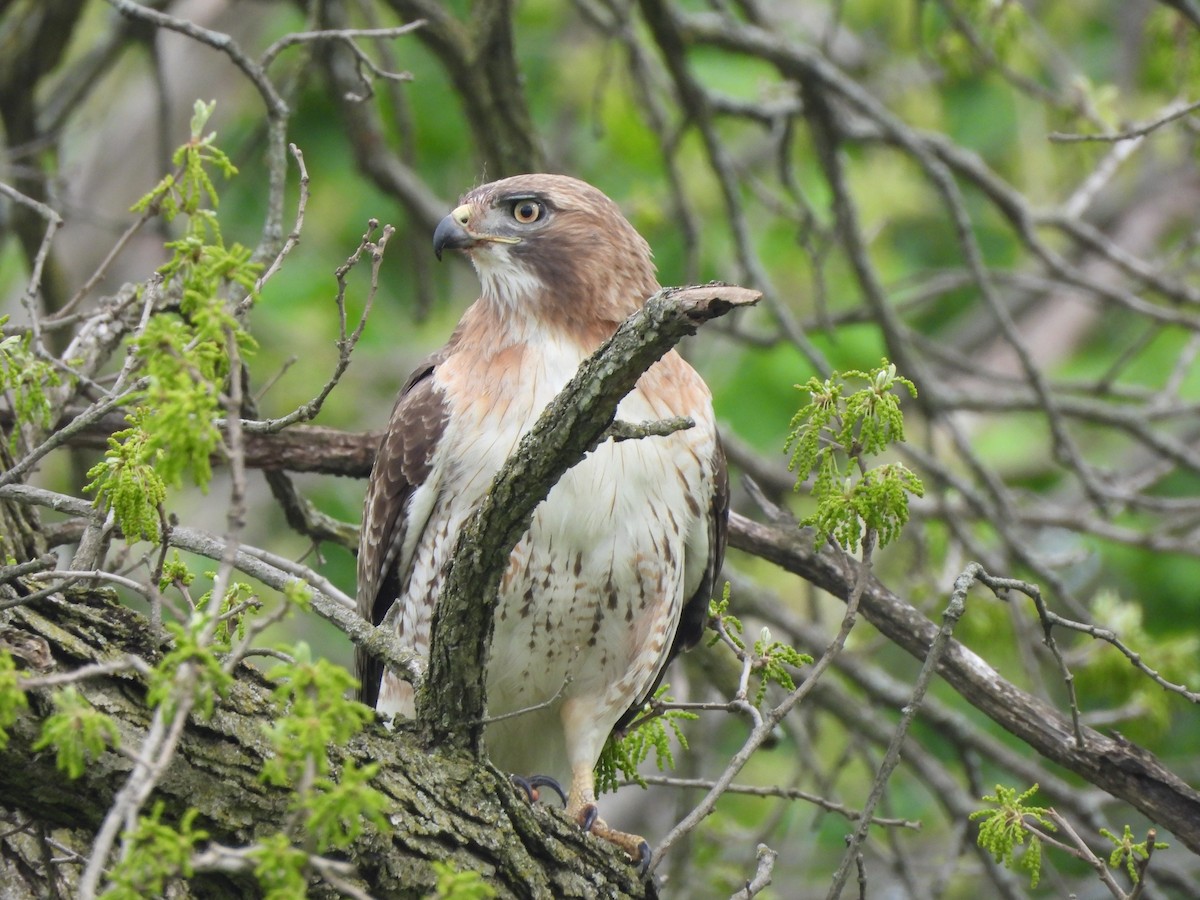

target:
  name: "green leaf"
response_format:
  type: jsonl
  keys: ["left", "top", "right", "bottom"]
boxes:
{"left": 751, "top": 627, "right": 812, "bottom": 707}
{"left": 84, "top": 427, "right": 168, "bottom": 542}
{"left": 259, "top": 644, "right": 391, "bottom": 851}
{"left": 248, "top": 833, "right": 310, "bottom": 900}
{"left": 970, "top": 784, "right": 1054, "bottom": 888}
{"left": 303, "top": 760, "right": 391, "bottom": 852}
{"left": 1100, "top": 824, "right": 1169, "bottom": 883}
{"left": 32, "top": 686, "right": 121, "bottom": 779}
{"left": 0, "top": 651, "right": 29, "bottom": 749}
{"left": 785, "top": 360, "right": 923, "bottom": 552}
{"left": 100, "top": 802, "right": 207, "bottom": 900}
{"left": 95, "top": 102, "right": 262, "bottom": 544}
{"left": 0, "top": 319, "right": 63, "bottom": 450}
{"left": 595, "top": 685, "right": 697, "bottom": 795}
{"left": 146, "top": 618, "right": 234, "bottom": 720}
{"left": 432, "top": 860, "right": 498, "bottom": 900}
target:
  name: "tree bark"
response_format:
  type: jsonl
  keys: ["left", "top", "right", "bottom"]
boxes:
{"left": 0, "top": 591, "right": 656, "bottom": 899}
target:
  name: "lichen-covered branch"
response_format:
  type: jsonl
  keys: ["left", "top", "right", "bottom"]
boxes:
{"left": 0, "top": 591, "right": 656, "bottom": 899}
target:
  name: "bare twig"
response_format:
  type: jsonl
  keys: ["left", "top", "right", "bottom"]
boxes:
{"left": 825, "top": 553, "right": 965, "bottom": 897}
{"left": 239, "top": 220, "right": 394, "bottom": 433}
{"left": 1050, "top": 97, "right": 1200, "bottom": 143}
{"left": 730, "top": 843, "right": 777, "bottom": 899}
{"left": 632, "top": 775, "right": 921, "bottom": 828}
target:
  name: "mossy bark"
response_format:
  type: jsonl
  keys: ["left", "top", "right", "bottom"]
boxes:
{"left": 0, "top": 591, "right": 656, "bottom": 899}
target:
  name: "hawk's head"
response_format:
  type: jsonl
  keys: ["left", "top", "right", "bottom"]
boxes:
{"left": 433, "top": 174, "right": 660, "bottom": 332}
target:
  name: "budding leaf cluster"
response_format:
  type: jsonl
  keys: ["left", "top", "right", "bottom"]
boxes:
{"left": 1100, "top": 824, "right": 1168, "bottom": 884}
{"left": 709, "top": 588, "right": 812, "bottom": 706}
{"left": 147, "top": 615, "right": 234, "bottom": 720}
{"left": 431, "top": 860, "right": 499, "bottom": 900}
{"left": 595, "top": 685, "right": 697, "bottom": 795}
{"left": 0, "top": 318, "right": 62, "bottom": 450}
{"left": 91, "top": 557, "right": 384, "bottom": 895}
{"left": 247, "top": 832, "right": 311, "bottom": 900}
{"left": 32, "top": 685, "right": 121, "bottom": 779}
{"left": 750, "top": 627, "right": 811, "bottom": 707}
{"left": 84, "top": 425, "right": 167, "bottom": 542}
{"left": 785, "top": 360, "right": 924, "bottom": 552}
{"left": 261, "top": 642, "right": 390, "bottom": 851}
{"left": 970, "top": 784, "right": 1053, "bottom": 888}
{"left": 100, "top": 803, "right": 207, "bottom": 900}
{"left": 86, "top": 100, "right": 260, "bottom": 543}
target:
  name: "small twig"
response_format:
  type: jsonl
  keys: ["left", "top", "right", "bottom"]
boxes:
{"left": 239, "top": 220, "right": 394, "bottom": 433}
{"left": 0, "top": 379, "right": 147, "bottom": 491}
{"left": 1023, "top": 810, "right": 1127, "bottom": 899}
{"left": 1128, "top": 829, "right": 1157, "bottom": 900}
{"left": 49, "top": 194, "right": 166, "bottom": 324}
{"left": 653, "top": 528, "right": 872, "bottom": 871}
{"left": 0, "top": 555, "right": 57, "bottom": 586}
{"left": 825, "top": 546, "right": 964, "bottom": 897}
{"left": 0, "top": 482, "right": 423, "bottom": 685}
{"left": 24, "top": 569, "right": 154, "bottom": 599}
{"left": 191, "top": 842, "right": 373, "bottom": 899}
{"left": 1059, "top": 136, "right": 1146, "bottom": 220}
{"left": 1049, "top": 97, "right": 1200, "bottom": 143}
{"left": 104, "top": 0, "right": 287, "bottom": 120}
{"left": 605, "top": 415, "right": 694, "bottom": 442}
{"left": 631, "top": 775, "right": 921, "bottom": 828}
{"left": 476, "top": 675, "right": 572, "bottom": 726}
{"left": 976, "top": 570, "right": 1088, "bottom": 747}
{"left": 78, "top": 673, "right": 196, "bottom": 897}
{"left": 265, "top": 23, "right": 418, "bottom": 107}
{"left": 1038, "top": 602, "right": 1200, "bottom": 705}
{"left": 0, "top": 182, "right": 62, "bottom": 357}
{"left": 260, "top": 21, "right": 426, "bottom": 70}
{"left": 20, "top": 657, "right": 153, "bottom": 690}
{"left": 730, "top": 843, "right": 777, "bottom": 899}
{"left": 853, "top": 846, "right": 867, "bottom": 900}
{"left": 236, "top": 143, "right": 309, "bottom": 318}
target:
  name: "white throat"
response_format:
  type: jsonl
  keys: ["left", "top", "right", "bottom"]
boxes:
{"left": 469, "top": 248, "right": 566, "bottom": 345}
{"left": 472, "top": 250, "right": 544, "bottom": 311}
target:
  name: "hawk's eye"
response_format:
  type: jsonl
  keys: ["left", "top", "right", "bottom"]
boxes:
{"left": 511, "top": 200, "right": 544, "bottom": 224}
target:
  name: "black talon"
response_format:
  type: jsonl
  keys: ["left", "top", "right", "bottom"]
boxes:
{"left": 579, "top": 802, "right": 599, "bottom": 833}
{"left": 526, "top": 774, "right": 567, "bottom": 806}
{"left": 510, "top": 774, "right": 536, "bottom": 803}
{"left": 510, "top": 773, "right": 567, "bottom": 806}
{"left": 635, "top": 840, "right": 652, "bottom": 876}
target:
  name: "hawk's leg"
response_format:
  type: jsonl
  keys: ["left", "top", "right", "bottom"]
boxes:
{"left": 565, "top": 761, "right": 652, "bottom": 875}
{"left": 510, "top": 773, "right": 567, "bottom": 806}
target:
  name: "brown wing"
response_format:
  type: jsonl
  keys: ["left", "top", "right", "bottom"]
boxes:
{"left": 356, "top": 348, "right": 450, "bottom": 708}
{"left": 614, "top": 434, "right": 729, "bottom": 731}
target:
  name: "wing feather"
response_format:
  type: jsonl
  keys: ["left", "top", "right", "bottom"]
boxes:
{"left": 614, "top": 434, "right": 729, "bottom": 731}
{"left": 356, "top": 348, "right": 450, "bottom": 707}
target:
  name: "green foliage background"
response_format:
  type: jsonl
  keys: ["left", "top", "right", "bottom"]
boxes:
{"left": 3, "top": 0, "right": 1200, "bottom": 896}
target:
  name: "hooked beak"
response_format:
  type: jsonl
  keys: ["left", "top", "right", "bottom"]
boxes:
{"left": 433, "top": 203, "right": 521, "bottom": 260}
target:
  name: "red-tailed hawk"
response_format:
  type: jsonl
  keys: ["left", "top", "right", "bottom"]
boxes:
{"left": 357, "top": 174, "right": 728, "bottom": 867}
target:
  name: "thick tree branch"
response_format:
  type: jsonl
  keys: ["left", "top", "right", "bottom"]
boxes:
{"left": 0, "top": 592, "right": 656, "bottom": 898}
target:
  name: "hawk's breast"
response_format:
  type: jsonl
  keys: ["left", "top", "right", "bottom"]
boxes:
{"left": 395, "top": 330, "right": 717, "bottom": 783}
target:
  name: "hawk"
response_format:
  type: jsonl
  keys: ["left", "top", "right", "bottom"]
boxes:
{"left": 357, "top": 174, "right": 728, "bottom": 867}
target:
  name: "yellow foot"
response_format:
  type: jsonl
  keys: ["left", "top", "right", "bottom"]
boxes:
{"left": 577, "top": 803, "right": 651, "bottom": 874}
